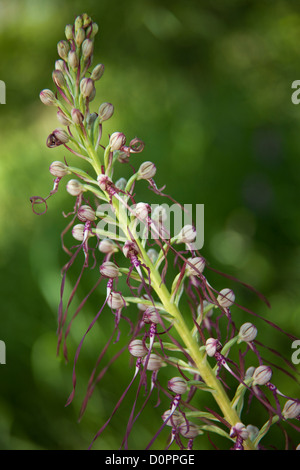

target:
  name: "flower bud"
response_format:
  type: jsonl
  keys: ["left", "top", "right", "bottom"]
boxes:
{"left": 71, "top": 108, "right": 84, "bottom": 125}
{"left": 245, "top": 366, "right": 255, "bottom": 379}
{"left": 75, "top": 27, "right": 85, "bottom": 47}
{"left": 91, "top": 63, "right": 105, "bottom": 81}
{"left": 147, "top": 248, "right": 159, "bottom": 264}
{"left": 133, "top": 202, "right": 150, "bottom": 221}
{"left": 57, "top": 40, "right": 70, "bottom": 60}
{"left": 68, "top": 50, "right": 79, "bottom": 70}
{"left": 115, "top": 177, "right": 127, "bottom": 191}
{"left": 176, "top": 225, "right": 196, "bottom": 244}
{"left": 109, "top": 132, "right": 126, "bottom": 151}
{"left": 137, "top": 161, "right": 156, "bottom": 180}
{"left": 179, "top": 422, "right": 199, "bottom": 439}
{"left": 39, "top": 89, "right": 57, "bottom": 106}
{"left": 122, "top": 240, "right": 139, "bottom": 258}
{"left": 57, "top": 108, "right": 71, "bottom": 126}
{"left": 238, "top": 323, "right": 257, "bottom": 343}
{"left": 55, "top": 59, "right": 65, "bottom": 73}
{"left": 82, "top": 13, "right": 92, "bottom": 27}
{"left": 185, "top": 257, "right": 205, "bottom": 277}
{"left": 230, "top": 422, "right": 249, "bottom": 440}
{"left": 162, "top": 410, "right": 184, "bottom": 427}
{"left": 74, "top": 15, "right": 83, "bottom": 32}
{"left": 98, "top": 102, "right": 114, "bottom": 122}
{"left": 99, "top": 261, "right": 119, "bottom": 279}
{"left": 143, "top": 307, "right": 160, "bottom": 324}
{"left": 246, "top": 425, "right": 259, "bottom": 441}
{"left": 49, "top": 161, "right": 70, "bottom": 177}
{"left": 107, "top": 292, "right": 125, "bottom": 310}
{"left": 143, "top": 353, "right": 164, "bottom": 371}
{"left": 77, "top": 205, "right": 96, "bottom": 222}
{"left": 252, "top": 365, "right": 272, "bottom": 386}
{"left": 137, "top": 295, "right": 151, "bottom": 311}
{"left": 52, "top": 69, "right": 67, "bottom": 89}
{"left": 168, "top": 377, "right": 187, "bottom": 395}
{"left": 86, "top": 112, "right": 98, "bottom": 127}
{"left": 128, "top": 339, "right": 148, "bottom": 358}
{"left": 65, "top": 24, "right": 73, "bottom": 40}
{"left": 72, "top": 223, "right": 85, "bottom": 241}
{"left": 66, "top": 179, "right": 84, "bottom": 196}
{"left": 206, "top": 337, "right": 222, "bottom": 357}
{"left": 162, "top": 410, "right": 185, "bottom": 427}
{"left": 80, "top": 77, "right": 95, "bottom": 99}
{"left": 81, "top": 38, "right": 93, "bottom": 59}
{"left": 97, "top": 174, "right": 112, "bottom": 192}
{"left": 88, "top": 22, "right": 99, "bottom": 39}
{"left": 217, "top": 288, "right": 235, "bottom": 308}
{"left": 98, "top": 238, "right": 119, "bottom": 255}
{"left": 53, "top": 128, "right": 69, "bottom": 144}
{"left": 282, "top": 400, "right": 300, "bottom": 420}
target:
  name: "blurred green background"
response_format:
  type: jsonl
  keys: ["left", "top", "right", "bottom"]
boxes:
{"left": 0, "top": 0, "right": 299, "bottom": 450}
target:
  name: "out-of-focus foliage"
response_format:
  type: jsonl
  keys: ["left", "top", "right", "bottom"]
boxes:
{"left": 0, "top": 0, "right": 299, "bottom": 449}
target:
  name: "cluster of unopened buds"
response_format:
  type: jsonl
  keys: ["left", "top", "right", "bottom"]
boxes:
{"left": 32, "top": 13, "right": 300, "bottom": 450}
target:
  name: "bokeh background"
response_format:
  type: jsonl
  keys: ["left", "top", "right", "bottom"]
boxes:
{"left": 0, "top": 0, "right": 299, "bottom": 450}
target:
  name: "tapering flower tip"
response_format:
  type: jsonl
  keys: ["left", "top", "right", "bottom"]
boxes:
{"left": 39, "top": 89, "right": 57, "bottom": 106}
{"left": 115, "top": 177, "right": 127, "bottom": 191}
{"left": 68, "top": 50, "right": 79, "bottom": 70}
{"left": 98, "top": 238, "right": 119, "bottom": 255}
{"left": 205, "top": 337, "right": 222, "bottom": 357}
{"left": 282, "top": 400, "right": 300, "bottom": 420}
{"left": 98, "top": 102, "right": 114, "bottom": 122}
{"left": 100, "top": 261, "right": 120, "bottom": 279}
{"left": 71, "top": 108, "right": 84, "bottom": 125}
{"left": 66, "top": 179, "right": 84, "bottom": 196}
{"left": 179, "top": 422, "right": 199, "bottom": 439}
{"left": 147, "top": 248, "right": 159, "bottom": 264}
{"left": 217, "top": 288, "right": 235, "bottom": 308}
{"left": 97, "top": 174, "right": 112, "bottom": 192}
{"left": 143, "top": 307, "right": 161, "bottom": 324}
{"left": 168, "top": 377, "right": 188, "bottom": 395}
{"left": 74, "top": 15, "right": 83, "bottom": 33}
{"left": 128, "top": 339, "right": 148, "bottom": 358}
{"left": 162, "top": 410, "right": 184, "bottom": 427}
{"left": 238, "top": 322, "right": 257, "bottom": 343}
{"left": 49, "top": 161, "right": 70, "bottom": 177}
{"left": 57, "top": 40, "right": 70, "bottom": 61}
{"left": 80, "top": 77, "right": 95, "bottom": 99}
{"left": 107, "top": 291, "right": 125, "bottom": 310}
{"left": 88, "top": 22, "right": 99, "bottom": 39}
{"left": 185, "top": 256, "right": 205, "bottom": 277}
{"left": 65, "top": 24, "right": 73, "bottom": 40}
{"left": 137, "top": 161, "right": 156, "bottom": 180}
{"left": 122, "top": 240, "right": 139, "bottom": 258}
{"left": 230, "top": 423, "right": 249, "bottom": 440}
{"left": 52, "top": 69, "right": 67, "bottom": 89}
{"left": 77, "top": 205, "right": 96, "bottom": 222}
{"left": 176, "top": 224, "right": 196, "bottom": 244}
{"left": 133, "top": 202, "right": 150, "bottom": 221}
{"left": 109, "top": 132, "right": 126, "bottom": 151}
{"left": 75, "top": 27, "right": 85, "bottom": 47}
{"left": 143, "top": 353, "right": 164, "bottom": 371}
{"left": 252, "top": 365, "right": 272, "bottom": 386}
{"left": 91, "top": 63, "right": 105, "bottom": 81}
{"left": 53, "top": 128, "right": 70, "bottom": 144}
{"left": 245, "top": 366, "right": 255, "bottom": 379}
{"left": 72, "top": 223, "right": 85, "bottom": 241}
{"left": 57, "top": 108, "right": 71, "bottom": 126}
{"left": 81, "top": 38, "right": 93, "bottom": 59}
